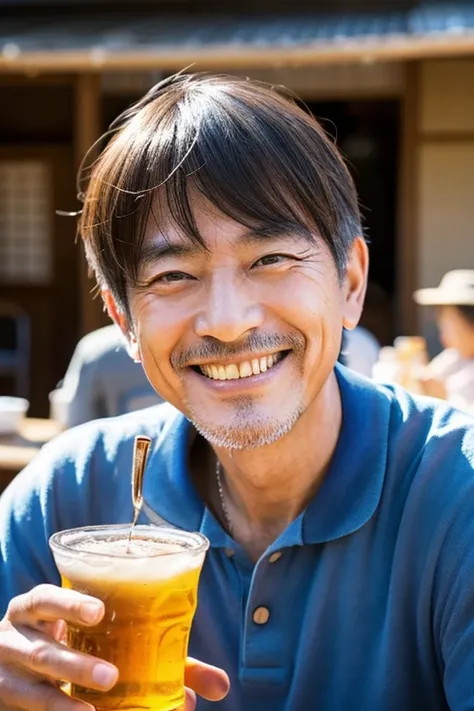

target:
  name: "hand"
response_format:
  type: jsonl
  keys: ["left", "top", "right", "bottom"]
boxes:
{"left": 0, "top": 584, "right": 229, "bottom": 710}
{"left": 0, "top": 584, "right": 118, "bottom": 710}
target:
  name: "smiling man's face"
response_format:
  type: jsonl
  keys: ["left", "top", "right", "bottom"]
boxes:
{"left": 118, "top": 200, "right": 366, "bottom": 450}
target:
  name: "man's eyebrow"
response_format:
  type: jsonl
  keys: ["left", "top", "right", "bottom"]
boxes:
{"left": 238, "top": 224, "right": 315, "bottom": 246}
{"left": 139, "top": 224, "right": 315, "bottom": 265}
{"left": 138, "top": 239, "right": 202, "bottom": 265}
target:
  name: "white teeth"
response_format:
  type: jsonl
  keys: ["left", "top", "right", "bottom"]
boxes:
{"left": 239, "top": 361, "right": 253, "bottom": 378}
{"left": 199, "top": 352, "right": 284, "bottom": 380}
{"left": 225, "top": 364, "right": 240, "bottom": 380}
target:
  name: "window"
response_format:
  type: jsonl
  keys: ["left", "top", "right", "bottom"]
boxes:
{"left": 0, "top": 161, "right": 52, "bottom": 284}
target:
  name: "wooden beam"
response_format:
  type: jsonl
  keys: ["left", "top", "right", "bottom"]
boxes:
{"left": 74, "top": 73, "right": 109, "bottom": 336}
{"left": 396, "top": 61, "right": 420, "bottom": 336}
{"left": 418, "top": 132, "right": 474, "bottom": 143}
{"left": 2, "top": 33, "right": 474, "bottom": 74}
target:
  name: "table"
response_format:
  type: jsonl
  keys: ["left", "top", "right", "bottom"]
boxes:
{"left": 0, "top": 418, "right": 62, "bottom": 493}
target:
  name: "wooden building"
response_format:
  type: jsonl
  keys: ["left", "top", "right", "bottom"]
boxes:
{"left": 1, "top": 0, "right": 474, "bottom": 414}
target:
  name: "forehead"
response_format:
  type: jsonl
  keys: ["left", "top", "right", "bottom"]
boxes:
{"left": 144, "top": 193, "right": 315, "bottom": 255}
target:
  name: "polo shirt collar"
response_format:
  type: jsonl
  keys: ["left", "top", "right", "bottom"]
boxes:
{"left": 142, "top": 364, "right": 392, "bottom": 547}
{"left": 141, "top": 405, "right": 232, "bottom": 547}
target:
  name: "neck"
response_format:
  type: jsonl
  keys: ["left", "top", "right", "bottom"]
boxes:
{"left": 211, "top": 370, "right": 342, "bottom": 558}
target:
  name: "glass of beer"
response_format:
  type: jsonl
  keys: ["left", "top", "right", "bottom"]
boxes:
{"left": 49, "top": 524, "right": 209, "bottom": 711}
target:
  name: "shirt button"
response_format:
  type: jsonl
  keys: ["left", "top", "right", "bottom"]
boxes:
{"left": 224, "top": 548, "right": 234, "bottom": 558}
{"left": 268, "top": 551, "right": 282, "bottom": 563}
{"left": 253, "top": 607, "right": 270, "bottom": 625}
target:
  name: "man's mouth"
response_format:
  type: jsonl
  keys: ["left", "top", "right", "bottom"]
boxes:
{"left": 192, "top": 350, "right": 289, "bottom": 381}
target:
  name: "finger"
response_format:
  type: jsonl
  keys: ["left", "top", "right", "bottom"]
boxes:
{"left": 184, "top": 687, "right": 197, "bottom": 711}
{"left": 184, "top": 658, "right": 229, "bottom": 701}
{"left": 32, "top": 619, "right": 68, "bottom": 643}
{"left": 0, "top": 674, "right": 94, "bottom": 711}
{"left": 1, "top": 625, "right": 118, "bottom": 692}
{"left": 6, "top": 585, "right": 105, "bottom": 627}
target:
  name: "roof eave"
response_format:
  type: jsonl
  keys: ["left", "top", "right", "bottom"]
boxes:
{"left": 2, "top": 33, "right": 474, "bottom": 74}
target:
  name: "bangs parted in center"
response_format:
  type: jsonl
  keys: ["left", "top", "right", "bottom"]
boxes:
{"left": 79, "top": 74, "right": 361, "bottom": 316}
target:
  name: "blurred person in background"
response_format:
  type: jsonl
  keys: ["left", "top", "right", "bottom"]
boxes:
{"left": 413, "top": 270, "right": 474, "bottom": 411}
{"left": 53, "top": 324, "right": 161, "bottom": 427}
{"left": 339, "top": 325, "right": 380, "bottom": 377}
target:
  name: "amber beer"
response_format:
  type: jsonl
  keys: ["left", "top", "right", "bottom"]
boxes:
{"left": 49, "top": 524, "right": 209, "bottom": 711}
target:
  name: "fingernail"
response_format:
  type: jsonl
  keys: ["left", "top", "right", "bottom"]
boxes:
{"left": 80, "top": 602, "right": 102, "bottom": 623}
{"left": 92, "top": 663, "right": 119, "bottom": 689}
{"left": 217, "top": 678, "right": 230, "bottom": 697}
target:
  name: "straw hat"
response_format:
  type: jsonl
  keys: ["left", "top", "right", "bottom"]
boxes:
{"left": 414, "top": 270, "right": 474, "bottom": 306}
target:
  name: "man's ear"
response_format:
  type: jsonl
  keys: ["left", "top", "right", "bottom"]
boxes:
{"left": 101, "top": 290, "right": 141, "bottom": 363}
{"left": 342, "top": 237, "right": 369, "bottom": 331}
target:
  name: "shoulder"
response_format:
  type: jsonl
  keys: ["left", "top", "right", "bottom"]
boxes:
{"left": 43, "top": 400, "right": 177, "bottom": 469}
{"left": 1, "top": 402, "right": 180, "bottom": 524}
{"left": 377, "top": 383, "right": 474, "bottom": 540}
{"left": 381, "top": 381, "right": 474, "bottom": 470}
{"left": 344, "top": 367, "right": 474, "bottom": 500}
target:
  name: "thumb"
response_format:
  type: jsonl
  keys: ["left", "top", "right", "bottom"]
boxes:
{"left": 185, "top": 657, "right": 230, "bottom": 702}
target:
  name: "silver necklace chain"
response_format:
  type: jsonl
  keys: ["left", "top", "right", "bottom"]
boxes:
{"left": 216, "top": 460, "right": 234, "bottom": 536}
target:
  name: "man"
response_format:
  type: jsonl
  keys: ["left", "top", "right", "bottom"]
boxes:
{"left": 414, "top": 269, "right": 474, "bottom": 412}
{"left": 1, "top": 73, "right": 474, "bottom": 710}
{"left": 54, "top": 323, "right": 161, "bottom": 427}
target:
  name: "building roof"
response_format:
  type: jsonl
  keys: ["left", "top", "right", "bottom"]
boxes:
{"left": 1, "top": 3, "right": 474, "bottom": 72}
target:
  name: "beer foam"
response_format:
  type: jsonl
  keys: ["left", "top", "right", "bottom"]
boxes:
{"left": 55, "top": 534, "right": 204, "bottom": 584}
{"left": 73, "top": 536, "right": 185, "bottom": 557}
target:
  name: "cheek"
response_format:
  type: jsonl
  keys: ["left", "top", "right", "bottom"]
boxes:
{"left": 267, "top": 267, "right": 342, "bottom": 323}
{"left": 265, "top": 276, "right": 343, "bottom": 365}
{"left": 130, "top": 297, "right": 186, "bottom": 374}
{"left": 439, "top": 321, "right": 457, "bottom": 348}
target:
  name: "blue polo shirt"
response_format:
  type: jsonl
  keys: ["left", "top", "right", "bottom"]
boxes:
{"left": 2, "top": 365, "right": 474, "bottom": 710}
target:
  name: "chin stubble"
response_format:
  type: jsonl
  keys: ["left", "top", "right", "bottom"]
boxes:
{"left": 186, "top": 394, "right": 306, "bottom": 450}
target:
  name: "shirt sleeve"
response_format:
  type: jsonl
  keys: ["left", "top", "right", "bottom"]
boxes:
{"left": 0, "top": 444, "right": 63, "bottom": 617}
{"left": 0, "top": 424, "right": 129, "bottom": 617}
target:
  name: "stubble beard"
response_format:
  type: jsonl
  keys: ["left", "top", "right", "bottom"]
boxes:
{"left": 186, "top": 392, "right": 307, "bottom": 450}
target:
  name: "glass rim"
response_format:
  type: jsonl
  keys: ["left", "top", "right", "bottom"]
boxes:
{"left": 49, "top": 524, "right": 209, "bottom": 560}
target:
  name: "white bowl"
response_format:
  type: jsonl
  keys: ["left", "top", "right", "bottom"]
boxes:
{"left": 0, "top": 396, "right": 29, "bottom": 435}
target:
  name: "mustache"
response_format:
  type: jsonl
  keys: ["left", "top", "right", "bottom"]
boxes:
{"left": 171, "top": 332, "right": 305, "bottom": 369}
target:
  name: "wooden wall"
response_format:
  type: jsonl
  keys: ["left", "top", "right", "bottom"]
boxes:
{"left": 416, "top": 59, "right": 474, "bottom": 351}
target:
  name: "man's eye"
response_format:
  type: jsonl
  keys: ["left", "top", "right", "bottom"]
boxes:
{"left": 155, "top": 271, "right": 192, "bottom": 283}
{"left": 253, "top": 254, "right": 290, "bottom": 267}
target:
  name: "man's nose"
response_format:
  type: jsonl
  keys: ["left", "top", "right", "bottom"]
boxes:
{"left": 194, "top": 274, "right": 264, "bottom": 343}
